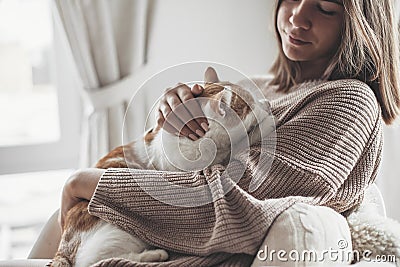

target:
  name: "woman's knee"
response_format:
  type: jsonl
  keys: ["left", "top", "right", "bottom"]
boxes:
{"left": 252, "top": 203, "right": 353, "bottom": 266}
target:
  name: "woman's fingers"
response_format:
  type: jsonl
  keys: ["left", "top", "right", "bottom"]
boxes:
{"left": 157, "top": 110, "right": 198, "bottom": 139}
{"left": 174, "top": 85, "right": 207, "bottom": 136}
{"left": 191, "top": 83, "right": 204, "bottom": 96}
{"left": 159, "top": 99, "right": 185, "bottom": 132}
{"left": 158, "top": 83, "right": 208, "bottom": 140}
{"left": 190, "top": 84, "right": 209, "bottom": 132}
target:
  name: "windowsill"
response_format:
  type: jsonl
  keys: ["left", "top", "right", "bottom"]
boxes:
{"left": 0, "top": 169, "right": 74, "bottom": 259}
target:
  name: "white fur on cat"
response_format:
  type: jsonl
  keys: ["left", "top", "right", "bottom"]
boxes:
{"left": 73, "top": 221, "right": 168, "bottom": 267}
{"left": 135, "top": 87, "right": 274, "bottom": 172}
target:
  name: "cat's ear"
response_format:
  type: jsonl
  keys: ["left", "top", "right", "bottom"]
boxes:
{"left": 210, "top": 89, "right": 232, "bottom": 117}
{"left": 204, "top": 67, "right": 220, "bottom": 83}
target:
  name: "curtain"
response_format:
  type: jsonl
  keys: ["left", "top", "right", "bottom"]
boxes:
{"left": 53, "top": 0, "right": 153, "bottom": 167}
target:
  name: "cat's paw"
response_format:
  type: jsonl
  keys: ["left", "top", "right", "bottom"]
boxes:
{"left": 138, "top": 249, "right": 169, "bottom": 262}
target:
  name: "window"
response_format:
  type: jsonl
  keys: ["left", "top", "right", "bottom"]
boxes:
{"left": 0, "top": 0, "right": 80, "bottom": 174}
{"left": 0, "top": 0, "right": 59, "bottom": 146}
{"left": 0, "top": 0, "right": 81, "bottom": 259}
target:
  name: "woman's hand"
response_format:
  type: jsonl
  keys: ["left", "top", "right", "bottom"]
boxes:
{"left": 58, "top": 168, "right": 105, "bottom": 229}
{"left": 156, "top": 67, "right": 220, "bottom": 141}
{"left": 156, "top": 83, "right": 208, "bottom": 140}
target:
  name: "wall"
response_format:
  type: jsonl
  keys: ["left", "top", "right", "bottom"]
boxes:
{"left": 147, "top": 0, "right": 278, "bottom": 77}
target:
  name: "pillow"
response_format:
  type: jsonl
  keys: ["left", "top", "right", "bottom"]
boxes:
{"left": 251, "top": 203, "right": 352, "bottom": 266}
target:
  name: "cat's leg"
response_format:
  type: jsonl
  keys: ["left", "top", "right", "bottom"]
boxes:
{"left": 115, "top": 249, "right": 168, "bottom": 263}
{"left": 50, "top": 202, "right": 100, "bottom": 267}
{"left": 49, "top": 229, "right": 81, "bottom": 267}
{"left": 136, "top": 249, "right": 169, "bottom": 262}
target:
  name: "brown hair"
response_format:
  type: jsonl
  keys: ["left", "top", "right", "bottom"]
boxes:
{"left": 269, "top": 0, "right": 400, "bottom": 124}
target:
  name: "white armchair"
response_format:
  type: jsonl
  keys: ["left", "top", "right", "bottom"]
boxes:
{"left": 0, "top": 185, "right": 396, "bottom": 267}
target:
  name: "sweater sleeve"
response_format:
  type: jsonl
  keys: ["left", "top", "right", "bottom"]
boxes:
{"left": 88, "top": 79, "right": 382, "bottom": 257}
{"left": 255, "top": 79, "right": 382, "bottom": 200}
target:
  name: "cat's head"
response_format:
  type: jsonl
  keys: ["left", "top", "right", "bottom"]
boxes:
{"left": 199, "top": 82, "right": 271, "bottom": 137}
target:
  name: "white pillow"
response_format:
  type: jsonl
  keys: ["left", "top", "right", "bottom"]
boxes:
{"left": 251, "top": 203, "right": 352, "bottom": 267}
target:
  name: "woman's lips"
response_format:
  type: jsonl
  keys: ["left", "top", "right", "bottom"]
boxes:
{"left": 289, "top": 35, "right": 311, "bottom": 46}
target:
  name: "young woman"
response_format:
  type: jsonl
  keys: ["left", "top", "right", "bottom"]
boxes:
{"left": 29, "top": 0, "right": 399, "bottom": 266}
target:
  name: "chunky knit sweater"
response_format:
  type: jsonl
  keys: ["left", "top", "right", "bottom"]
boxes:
{"left": 88, "top": 78, "right": 383, "bottom": 267}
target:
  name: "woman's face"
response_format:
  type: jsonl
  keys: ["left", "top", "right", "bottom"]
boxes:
{"left": 277, "top": 0, "right": 344, "bottom": 68}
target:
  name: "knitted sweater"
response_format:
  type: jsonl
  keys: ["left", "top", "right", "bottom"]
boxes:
{"left": 88, "top": 78, "right": 383, "bottom": 267}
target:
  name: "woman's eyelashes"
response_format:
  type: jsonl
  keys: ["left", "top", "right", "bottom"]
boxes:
{"left": 283, "top": 0, "right": 339, "bottom": 16}
{"left": 318, "top": 1, "right": 342, "bottom": 16}
{"left": 318, "top": 5, "right": 336, "bottom": 15}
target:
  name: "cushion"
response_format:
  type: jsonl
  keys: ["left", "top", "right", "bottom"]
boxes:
{"left": 251, "top": 203, "right": 352, "bottom": 266}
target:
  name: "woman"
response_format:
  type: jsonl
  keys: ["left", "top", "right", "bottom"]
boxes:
{"left": 30, "top": 0, "right": 399, "bottom": 266}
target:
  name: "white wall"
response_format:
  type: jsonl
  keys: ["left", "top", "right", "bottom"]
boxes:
{"left": 377, "top": 126, "right": 400, "bottom": 221}
{"left": 147, "top": 0, "right": 278, "bottom": 77}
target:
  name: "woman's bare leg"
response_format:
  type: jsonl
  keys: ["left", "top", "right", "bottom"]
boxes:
{"left": 28, "top": 210, "right": 61, "bottom": 259}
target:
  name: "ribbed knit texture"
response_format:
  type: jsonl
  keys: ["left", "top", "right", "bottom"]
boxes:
{"left": 88, "top": 78, "right": 383, "bottom": 267}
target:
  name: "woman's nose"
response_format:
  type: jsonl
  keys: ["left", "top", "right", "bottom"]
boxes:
{"left": 289, "top": 3, "right": 311, "bottom": 30}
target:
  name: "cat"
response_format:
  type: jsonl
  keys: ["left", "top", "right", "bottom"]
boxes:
{"left": 100, "top": 81, "right": 274, "bottom": 172}
{"left": 50, "top": 81, "right": 274, "bottom": 267}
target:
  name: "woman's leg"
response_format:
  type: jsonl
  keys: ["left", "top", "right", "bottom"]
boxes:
{"left": 251, "top": 203, "right": 353, "bottom": 267}
{"left": 28, "top": 210, "right": 61, "bottom": 259}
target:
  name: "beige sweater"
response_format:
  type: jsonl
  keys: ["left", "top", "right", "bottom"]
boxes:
{"left": 88, "top": 78, "right": 383, "bottom": 267}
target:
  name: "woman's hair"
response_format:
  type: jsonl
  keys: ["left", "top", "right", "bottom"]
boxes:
{"left": 269, "top": 0, "right": 400, "bottom": 125}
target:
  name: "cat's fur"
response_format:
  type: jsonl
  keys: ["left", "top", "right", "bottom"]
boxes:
{"left": 50, "top": 81, "right": 274, "bottom": 267}
{"left": 101, "top": 82, "right": 274, "bottom": 172}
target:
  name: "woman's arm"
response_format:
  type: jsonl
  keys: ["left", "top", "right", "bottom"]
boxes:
{"left": 59, "top": 168, "right": 105, "bottom": 228}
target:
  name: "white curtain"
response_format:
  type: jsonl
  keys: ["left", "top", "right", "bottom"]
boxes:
{"left": 53, "top": 0, "right": 153, "bottom": 167}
